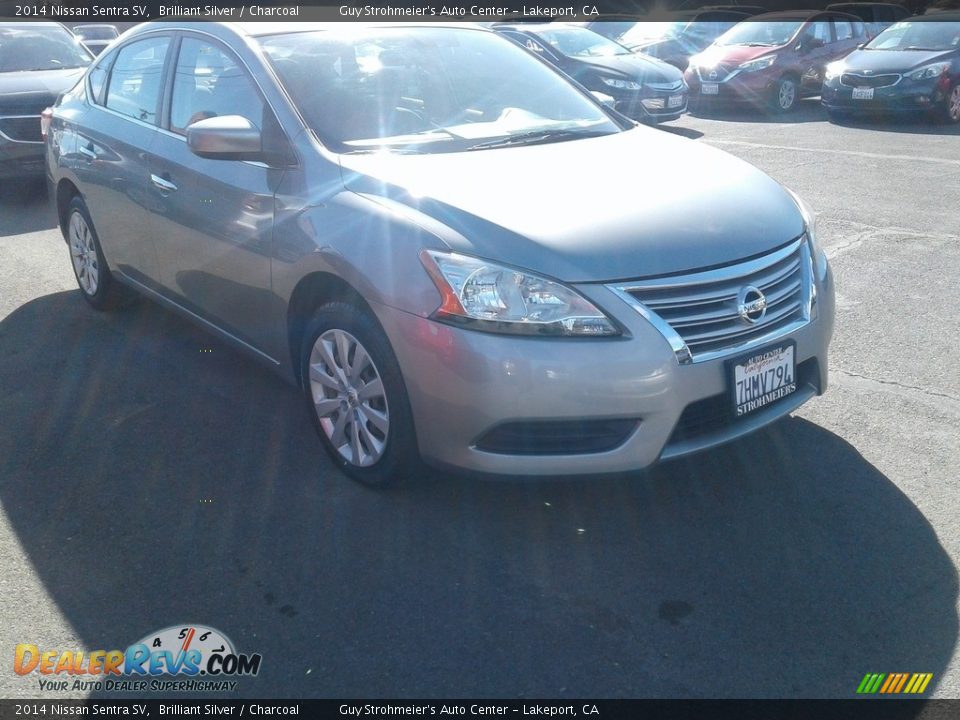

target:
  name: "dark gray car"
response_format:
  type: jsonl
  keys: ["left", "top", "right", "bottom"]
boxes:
{"left": 48, "top": 22, "right": 834, "bottom": 486}
{"left": 1, "top": 22, "right": 91, "bottom": 179}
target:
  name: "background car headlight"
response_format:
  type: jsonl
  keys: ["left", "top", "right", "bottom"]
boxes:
{"left": 824, "top": 61, "right": 844, "bottom": 81}
{"left": 420, "top": 250, "right": 620, "bottom": 337}
{"left": 738, "top": 55, "right": 777, "bottom": 72}
{"left": 601, "top": 77, "right": 642, "bottom": 91}
{"left": 909, "top": 62, "right": 950, "bottom": 81}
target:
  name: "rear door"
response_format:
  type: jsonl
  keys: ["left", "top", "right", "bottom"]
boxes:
{"left": 144, "top": 33, "right": 285, "bottom": 355}
{"left": 74, "top": 34, "right": 172, "bottom": 289}
{"left": 797, "top": 17, "right": 836, "bottom": 95}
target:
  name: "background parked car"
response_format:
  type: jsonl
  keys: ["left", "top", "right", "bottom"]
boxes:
{"left": 826, "top": 3, "right": 910, "bottom": 38}
{"left": 685, "top": 10, "right": 868, "bottom": 112}
{"left": 494, "top": 23, "right": 689, "bottom": 123}
{"left": 0, "top": 21, "right": 91, "bottom": 181}
{"left": 602, "top": 10, "right": 760, "bottom": 71}
{"left": 72, "top": 24, "right": 119, "bottom": 56}
{"left": 822, "top": 12, "right": 960, "bottom": 122}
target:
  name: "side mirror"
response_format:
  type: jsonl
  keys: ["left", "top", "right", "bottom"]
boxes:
{"left": 186, "top": 115, "right": 262, "bottom": 161}
{"left": 591, "top": 90, "right": 617, "bottom": 109}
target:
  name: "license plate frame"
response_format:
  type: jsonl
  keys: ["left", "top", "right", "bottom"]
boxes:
{"left": 727, "top": 342, "right": 797, "bottom": 418}
{"left": 701, "top": 83, "right": 719, "bottom": 95}
{"left": 852, "top": 86, "right": 874, "bottom": 100}
{"left": 668, "top": 94, "right": 685, "bottom": 108}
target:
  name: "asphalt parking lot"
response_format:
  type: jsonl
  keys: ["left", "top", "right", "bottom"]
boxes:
{"left": 1, "top": 98, "right": 958, "bottom": 700}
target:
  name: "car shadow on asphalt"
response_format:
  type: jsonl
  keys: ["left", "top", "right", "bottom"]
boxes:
{"left": 689, "top": 98, "right": 828, "bottom": 124}
{"left": 826, "top": 114, "right": 960, "bottom": 137}
{"left": 0, "top": 180, "right": 57, "bottom": 235}
{"left": 0, "top": 290, "right": 956, "bottom": 699}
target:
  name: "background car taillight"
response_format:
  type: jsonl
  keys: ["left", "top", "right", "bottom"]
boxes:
{"left": 40, "top": 108, "right": 53, "bottom": 141}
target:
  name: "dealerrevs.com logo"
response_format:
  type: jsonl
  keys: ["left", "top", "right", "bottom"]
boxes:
{"left": 14, "top": 624, "right": 262, "bottom": 693}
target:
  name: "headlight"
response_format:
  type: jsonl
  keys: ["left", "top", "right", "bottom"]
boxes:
{"left": 738, "top": 55, "right": 777, "bottom": 72}
{"left": 824, "top": 61, "right": 844, "bottom": 81}
{"left": 601, "top": 77, "right": 642, "bottom": 91}
{"left": 909, "top": 62, "right": 950, "bottom": 81}
{"left": 785, "top": 189, "right": 827, "bottom": 281}
{"left": 420, "top": 250, "right": 620, "bottom": 337}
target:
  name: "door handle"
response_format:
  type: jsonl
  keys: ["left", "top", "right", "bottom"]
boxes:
{"left": 78, "top": 144, "right": 96, "bottom": 161}
{"left": 150, "top": 173, "right": 178, "bottom": 193}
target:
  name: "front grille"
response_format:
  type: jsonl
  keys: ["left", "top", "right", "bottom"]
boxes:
{"left": 475, "top": 419, "right": 638, "bottom": 456}
{"left": 840, "top": 73, "right": 901, "bottom": 89}
{"left": 666, "top": 358, "right": 820, "bottom": 446}
{"left": 613, "top": 237, "right": 811, "bottom": 362}
{"left": 0, "top": 116, "right": 42, "bottom": 143}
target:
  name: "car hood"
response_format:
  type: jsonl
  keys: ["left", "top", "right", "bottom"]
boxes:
{"left": 0, "top": 67, "right": 85, "bottom": 111}
{"left": 694, "top": 44, "right": 780, "bottom": 68}
{"left": 839, "top": 48, "right": 956, "bottom": 74}
{"left": 338, "top": 128, "right": 804, "bottom": 283}
{"left": 575, "top": 52, "right": 683, "bottom": 83}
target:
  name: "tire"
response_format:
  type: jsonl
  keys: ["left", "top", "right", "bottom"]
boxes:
{"left": 770, "top": 76, "right": 799, "bottom": 114}
{"left": 940, "top": 83, "right": 960, "bottom": 125}
{"left": 65, "top": 196, "right": 129, "bottom": 311}
{"left": 300, "top": 301, "right": 419, "bottom": 487}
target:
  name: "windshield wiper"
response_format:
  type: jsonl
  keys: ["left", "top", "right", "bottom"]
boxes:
{"left": 903, "top": 46, "right": 943, "bottom": 51}
{"left": 467, "top": 129, "right": 610, "bottom": 151}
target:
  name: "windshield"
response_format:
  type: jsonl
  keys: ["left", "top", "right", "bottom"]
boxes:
{"left": 259, "top": 27, "right": 620, "bottom": 154}
{"left": 618, "top": 21, "right": 688, "bottom": 46}
{"left": 865, "top": 21, "right": 960, "bottom": 51}
{"left": 533, "top": 26, "right": 633, "bottom": 57}
{"left": 716, "top": 20, "right": 804, "bottom": 47}
{"left": 0, "top": 26, "right": 93, "bottom": 72}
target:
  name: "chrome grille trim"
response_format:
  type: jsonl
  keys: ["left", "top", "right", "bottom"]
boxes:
{"left": 608, "top": 236, "right": 813, "bottom": 365}
{"left": 840, "top": 72, "right": 901, "bottom": 89}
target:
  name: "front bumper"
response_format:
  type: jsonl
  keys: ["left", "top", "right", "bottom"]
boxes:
{"left": 375, "top": 262, "right": 835, "bottom": 476}
{"left": 821, "top": 77, "right": 949, "bottom": 114}
{"left": 0, "top": 139, "right": 45, "bottom": 179}
{"left": 608, "top": 84, "right": 688, "bottom": 123}
{"left": 686, "top": 68, "right": 779, "bottom": 106}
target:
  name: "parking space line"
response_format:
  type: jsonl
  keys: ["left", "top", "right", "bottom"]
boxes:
{"left": 704, "top": 139, "right": 960, "bottom": 168}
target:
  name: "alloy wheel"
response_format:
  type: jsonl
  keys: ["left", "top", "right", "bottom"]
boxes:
{"left": 69, "top": 211, "right": 99, "bottom": 296}
{"left": 778, "top": 80, "right": 796, "bottom": 111}
{"left": 949, "top": 86, "right": 960, "bottom": 123}
{"left": 308, "top": 329, "right": 390, "bottom": 467}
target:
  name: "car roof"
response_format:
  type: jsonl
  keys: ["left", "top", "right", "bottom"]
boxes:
{"left": 127, "top": 20, "right": 493, "bottom": 41}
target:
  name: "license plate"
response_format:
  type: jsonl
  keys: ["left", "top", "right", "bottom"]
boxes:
{"left": 852, "top": 87, "right": 874, "bottom": 100}
{"left": 668, "top": 94, "right": 684, "bottom": 108}
{"left": 729, "top": 343, "right": 796, "bottom": 418}
{"left": 701, "top": 83, "right": 719, "bottom": 95}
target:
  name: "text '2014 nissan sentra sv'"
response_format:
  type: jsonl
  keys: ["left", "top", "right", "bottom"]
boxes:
{"left": 47, "top": 22, "right": 835, "bottom": 486}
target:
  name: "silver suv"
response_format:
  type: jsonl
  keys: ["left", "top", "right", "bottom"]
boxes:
{"left": 47, "top": 22, "right": 835, "bottom": 485}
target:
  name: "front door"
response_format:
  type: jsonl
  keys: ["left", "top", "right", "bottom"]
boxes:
{"left": 146, "top": 35, "right": 282, "bottom": 355}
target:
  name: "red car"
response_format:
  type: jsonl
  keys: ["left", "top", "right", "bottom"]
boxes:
{"left": 685, "top": 11, "right": 867, "bottom": 112}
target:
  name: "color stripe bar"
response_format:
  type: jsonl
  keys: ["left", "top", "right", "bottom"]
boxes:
{"left": 856, "top": 674, "right": 874, "bottom": 694}
{"left": 868, "top": 674, "right": 886, "bottom": 694}
{"left": 893, "top": 673, "right": 910, "bottom": 693}
{"left": 917, "top": 674, "right": 933, "bottom": 694}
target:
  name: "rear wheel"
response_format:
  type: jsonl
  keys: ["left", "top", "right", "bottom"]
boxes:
{"left": 300, "top": 302, "right": 419, "bottom": 487}
{"left": 66, "top": 196, "right": 129, "bottom": 310}
{"left": 770, "top": 76, "right": 798, "bottom": 113}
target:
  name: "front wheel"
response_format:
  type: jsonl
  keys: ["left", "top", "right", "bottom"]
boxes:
{"left": 770, "top": 76, "right": 798, "bottom": 113}
{"left": 940, "top": 83, "right": 960, "bottom": 124}
{"left": 300, "top": 302, "right": 419, "bottom": 487}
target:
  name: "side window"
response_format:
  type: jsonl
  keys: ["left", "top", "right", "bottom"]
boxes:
{"left": 833, "top": 19, "right": 854, "bottom": 42}
{"left": 87, "top": 52, "right": 113, "bottom": 105}
{"left": 169, "top": 38, "right": 265, "bottom": 135}
{"left": 105, "top": 36, "right": 170, "bottom": 124}
{"left": 802, "top": 20, "right": 832, "bottom": 47}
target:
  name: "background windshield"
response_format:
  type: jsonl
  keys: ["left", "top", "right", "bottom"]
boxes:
{"left": 534, "top": 26, "right": 632, "bottom": 58}
{"left": 259, "top": 27, "right": 620, "bottom": 153}
{"left": 75, "top": 27, "right": 118, "bottom": 42}
{"left": 716, "top": 20, "right": 804, "bottom": 47}
{"left": 619, "top": 21, "right": 687, "bottom": 46}
{"left": 866, "top": 21, "right": 960, "bottom": 51}
{"left": 0, "top": 26, "right": 92, "bottom": 72}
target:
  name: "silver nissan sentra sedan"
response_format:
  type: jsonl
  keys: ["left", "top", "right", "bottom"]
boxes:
{"left": 47, "top": 21, "right": 834, "bottom": 486}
